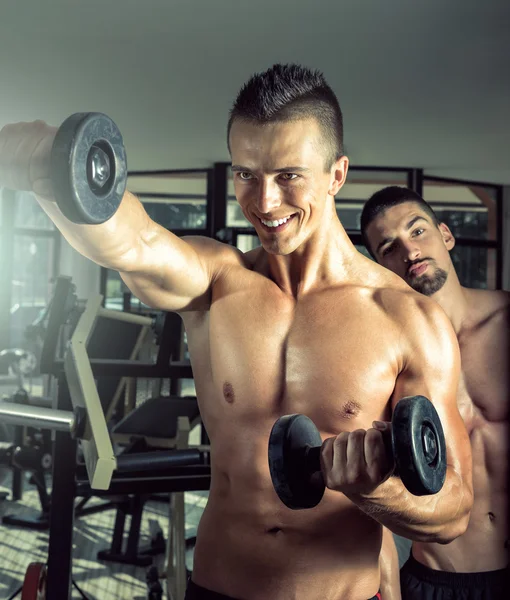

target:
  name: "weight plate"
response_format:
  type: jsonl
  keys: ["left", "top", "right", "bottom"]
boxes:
{"left": 268, "top": 414, "right": 324, "bottom": 510}
{"left": 21, "top": 562, "right": 47, "bottom": 600}
{"left": 392, "top": 395, "right": 447, "bottom": 496}
{"left": 51, "top": 112, "right": 127, "bottom": 224}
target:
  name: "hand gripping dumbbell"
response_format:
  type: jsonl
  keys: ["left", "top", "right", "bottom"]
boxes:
{"left": 50, "top": 113, "right": 127, "bottom": 224}
{"left": 268, "top": 395, "right": 447, "bottom": 510}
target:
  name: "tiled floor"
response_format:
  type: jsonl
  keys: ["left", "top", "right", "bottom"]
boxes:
{"left": 0, "top": 474, "right": 207, "bottom": 600}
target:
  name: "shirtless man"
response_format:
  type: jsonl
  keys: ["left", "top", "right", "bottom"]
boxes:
{"left": 361, "top": 185, "right": 509, "bottom": 599}
{"left": 0, "top": 65, "right": 473, "bottom": 600}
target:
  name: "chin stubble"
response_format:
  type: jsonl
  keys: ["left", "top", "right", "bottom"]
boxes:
{"left": 408, "top": 267, "right": 448, "bottom": 296}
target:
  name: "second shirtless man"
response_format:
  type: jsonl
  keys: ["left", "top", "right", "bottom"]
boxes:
{"left": 0, "top": 64, "right": 473, "bottom": 600}
{"left": 362, "top": 185, "right": 508, "bottom": 599}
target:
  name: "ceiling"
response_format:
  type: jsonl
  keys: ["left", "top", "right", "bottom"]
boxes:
{"left": 1, "top": 0, "right": 509, "bottom": 184}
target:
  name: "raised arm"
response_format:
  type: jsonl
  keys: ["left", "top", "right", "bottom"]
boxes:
{"left": 0, "top": 119, "right": 241, "bottom": 312}
{"left": 347, "top": 298, "right": 473, "bottom": 542}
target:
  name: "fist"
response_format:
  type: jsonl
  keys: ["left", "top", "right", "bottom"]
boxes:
{"left": 320, "top": 422, "right": 394, "bottom": 496}
{"left": 0, "top": 120, "right": 57, "bottom": 196}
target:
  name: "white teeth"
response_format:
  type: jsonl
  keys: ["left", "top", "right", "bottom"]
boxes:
{"left": 261, "top": 215, "right": 292, "bottom": 227}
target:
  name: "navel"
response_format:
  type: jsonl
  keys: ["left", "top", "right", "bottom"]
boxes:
{"left": 223, "top": 381, "right": 236, "bottom": 404}
{"left": 488, "top": 511, "right": 496, "bottom": 522}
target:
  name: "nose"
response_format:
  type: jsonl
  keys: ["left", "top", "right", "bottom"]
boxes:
{"left": 256, "top": 179, "right": 282, "bottom": 215}
{"left": 401, "top": 239, "right": 421, "bottom": 263}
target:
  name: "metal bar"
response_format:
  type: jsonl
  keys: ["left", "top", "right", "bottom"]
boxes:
{"left": 128, "top": 169, "right": 209, "bottom": 176}
{"left": 76, "top": 473, "right": 211, "bottom": 496}
{"left": 0, "top": 402, "right": 75, "bottom": 432}
{"left": 496, "top": 187, "right": 504, "bottom": 289}
{"left": 97, "top": 306, "right": 153, "bottom": 327}
{"left": 423, "top": 175, "right": 502, "bottom": 189}
{"left": 205, "top": 167, "right": 215, "bottom": 237}
{"left": 46, "top": 376, "right": 77, "bottom": 600}
{"left": 409, "top": 169, "right": 424, "bottom": 196}
{"left": 99, "top": 267, "right": 108, "bottom": 305}
{"left": 349, "top": 166, "right": 413, "bottom": 173}
{"left": 11, "top": 424, "right": 23, "bottom": 501}
{"left": 135, "top": 192, "right": 207, "bottom": 200}
{"left": 65, "top": 295, "right": 117, "bottom": 490}
{"left": 51, "top": 359, "right": 194, "bottom": 379}
{"left": 116, "top": 448, "right": 206, "bottom": 472}
{"left": 40, "top": 276, "right": 76, "bottom": 374}
{"left": 212, "top": 162, "right": 229, "bottom": 236}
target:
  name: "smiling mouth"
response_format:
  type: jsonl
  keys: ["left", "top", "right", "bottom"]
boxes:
{"left": 258, "top": 214, "right": 296, "bottom": 232}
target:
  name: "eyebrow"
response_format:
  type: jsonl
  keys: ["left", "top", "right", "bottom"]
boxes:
{"left": 375, "top": 215, "right": 429, "bottom": 255}
{"left": 231, "top": 165, "right": 310, "bottom": 173}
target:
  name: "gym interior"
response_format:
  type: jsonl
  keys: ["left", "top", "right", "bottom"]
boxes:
{"left": 0, "top": 1, "right": 509, "bottom": 599}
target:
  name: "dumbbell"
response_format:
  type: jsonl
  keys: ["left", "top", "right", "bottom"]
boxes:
{"left": 50, "top": 112, "right": 127, "bottom": 224}
{"left": 268, "top": 395, "right": 447, "bottom": 510}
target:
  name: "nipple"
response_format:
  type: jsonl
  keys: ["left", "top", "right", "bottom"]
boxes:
{"left": 223, "top": 382, "right": 235, "bottom": 404}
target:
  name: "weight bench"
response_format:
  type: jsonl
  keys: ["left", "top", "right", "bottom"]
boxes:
{"left": 96, "top": 396, "right": 201, "bottom": 572}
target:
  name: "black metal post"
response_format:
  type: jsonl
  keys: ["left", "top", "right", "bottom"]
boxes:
{"left": 211, "top": 162, "right": 229, "bottom": 237}
{"left": 408, "top": 169, "right": 424, "bottom": 197}
{"left": 45, "top": 374, "right": 77, "bottom": 599}
{"left": 495, "top": 187, "right": 504, "bottom": 290}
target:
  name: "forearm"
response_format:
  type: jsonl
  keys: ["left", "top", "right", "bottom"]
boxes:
{"left": 379, "top": 528, "right": 401, "bottom": 600}
{"left": 348, "top": 466, "right": 471, "bottom": 543}
{"left": 36, "top": 190, "right": 151, "bottom": 271}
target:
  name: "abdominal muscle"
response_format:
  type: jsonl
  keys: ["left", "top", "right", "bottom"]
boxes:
{"left": 191, "top": 430, "right": 382, "bottom": 600}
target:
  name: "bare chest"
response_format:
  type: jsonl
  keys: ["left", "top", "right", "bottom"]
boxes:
{"left": 455, "top": 330, "right": 508, "bottom": 485}
{"left": 190, "top": 283, "right": 398, "bottom": 433}
{"left": 456, "top": 326, "right": 509, "bottom": 426}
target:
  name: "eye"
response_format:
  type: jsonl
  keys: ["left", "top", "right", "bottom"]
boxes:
{"left": 381, "top": 244, "right": 395, "bottom": 257}
{"left": 237, "top": 172, "right": 253, "bottom": 181}
{"left": 412, "top": 228, "right": 425, "bottom": 237}
{"left": 279, "top": 173, "right": 298, "bottom": 181}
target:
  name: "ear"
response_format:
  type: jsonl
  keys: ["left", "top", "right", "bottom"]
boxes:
{"left": 328, "top": 155, "right": 349, "bottom": 197}
{"left": 438, "top": 222, "right": 455, "bottom": 250}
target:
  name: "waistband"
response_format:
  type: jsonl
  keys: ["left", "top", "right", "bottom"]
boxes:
{"left": 186, "top": 579, "right": 382, "bottom": 600}
{"left": 402, "top": 553, "right": 509, "bottom": 588}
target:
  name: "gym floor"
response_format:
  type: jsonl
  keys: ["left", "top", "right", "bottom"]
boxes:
{"left": 0, "top": 475, "right": 207, "bottom": 599}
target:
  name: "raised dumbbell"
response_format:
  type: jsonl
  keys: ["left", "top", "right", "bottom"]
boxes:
{"left": 51, "top": 112, "right": 127, "bottom": 224}
{"left": 268, "top": 395, "right": 447, "bottom": 510}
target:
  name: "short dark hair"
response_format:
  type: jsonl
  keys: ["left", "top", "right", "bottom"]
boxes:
{"left": 360, "top": 186, "right": 440, "bottom": 257}
{"left": 227, "top": 63, "right": 344, "bottom": 170}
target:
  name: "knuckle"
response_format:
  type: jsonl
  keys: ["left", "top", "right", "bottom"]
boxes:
{"left": 333, "top": 432, "right": 348, "bottom": 447}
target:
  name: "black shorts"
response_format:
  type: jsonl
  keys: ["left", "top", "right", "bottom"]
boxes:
{"left": 185, "top": 578, "right": 382, "bottom": 599}
{"left": 400, "top": 553, "right": 509, "bottom": 600}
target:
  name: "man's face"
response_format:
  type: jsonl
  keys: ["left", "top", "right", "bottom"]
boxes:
{"left": 229, "top": 117, "right": 348, "bottom": 255}
{"left": 365, "top": 202, "right": 455, "bottom": 296}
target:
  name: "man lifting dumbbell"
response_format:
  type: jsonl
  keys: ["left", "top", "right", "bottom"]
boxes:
{"left": 0, "top": 64, "right": 473, "bottom": 600}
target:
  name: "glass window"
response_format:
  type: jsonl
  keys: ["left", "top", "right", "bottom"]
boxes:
{"left": 128, "top": 172, "right": 208, "bottom": 230}
{"left": 142, "top": 200, "right": 206, "bottom": 229}
{"left": 450, "top": 246, "right": 496, "bottom": 290}
{"left": 236, "top": 233, "right": 260, "bottom": 253}
{"left": 14, "top": 192, "right": 54, "bottom": 230}
{"left": 423, "top": 181, "right": 496, "bottom": 241}
{"left": 10, "top": 234, "right": 56, "bottom": 347}
{"left": 104, "top": 270, "right": 150, "bottom": 311}
{"left": 431, "top": 208, "right": 488, "bottom": 240}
